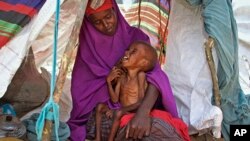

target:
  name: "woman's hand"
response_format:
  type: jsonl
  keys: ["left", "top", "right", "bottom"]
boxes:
{"left": 126, "top": 111, "right": 151, "bottom": 139}
{"left": 125, "top": 84, "right": 159, "bottom": 139}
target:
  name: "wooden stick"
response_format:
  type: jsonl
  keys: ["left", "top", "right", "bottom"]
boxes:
{"left": 42, "top": 119, "right": 53, "bottom": 141}
{"left": 205, "top": 37, "right": 221, "bottom": 108}
{"left": 53, "top": 0, "right": 86, "bottom": 104}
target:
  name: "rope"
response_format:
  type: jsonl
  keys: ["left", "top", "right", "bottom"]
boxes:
{"left": 35, "top": 0, "right": 61, "bottom": 140}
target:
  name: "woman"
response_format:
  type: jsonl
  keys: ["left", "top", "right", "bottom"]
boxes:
{"left": 67, "top": 0, "right": 178, "bottom": 140}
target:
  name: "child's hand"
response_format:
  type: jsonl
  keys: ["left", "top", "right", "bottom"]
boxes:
{"left": 106, "top": 67, "right": 123, "bottom": 83}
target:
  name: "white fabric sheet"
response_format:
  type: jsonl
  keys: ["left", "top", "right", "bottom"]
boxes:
{"left": 163, "top": 0, "right": 222, "bottom": 138}
{"left": 0, "top": 21, "right": 33, "bottom": 98}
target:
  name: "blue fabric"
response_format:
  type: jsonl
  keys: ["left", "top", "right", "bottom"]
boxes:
{"left": 23, "top": 113, "right": 70, "bottom": 141}
{"left": 186, "top": 0, "right": 250, "bottom": 140}
{"left": 36, "top": 101, "right": 60, "bottom": 141}
{"left": 3, "top": 0, "right": 46, "bottom": 9}
{"left": 0, "top": 104, "right": 16, "bottom": 116}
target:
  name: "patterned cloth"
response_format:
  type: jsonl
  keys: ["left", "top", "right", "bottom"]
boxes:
{"left": 86, "top": 109, "right": 112, "bottom": 141}
{"left": 0, "top": 0, "right": 46, "bottom": 48}
{"left": 117, "top": 0, "right": 170, "bottom": 64}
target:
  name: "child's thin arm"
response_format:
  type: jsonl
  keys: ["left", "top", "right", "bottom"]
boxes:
{"left": 107, "top": 80, "right": 120, "bottom": 103}
{"left": 114, "top": 80, "right": 121, "bottom": 103}
{"left": 107, "top": 68, "right": 121, "bottom": 103}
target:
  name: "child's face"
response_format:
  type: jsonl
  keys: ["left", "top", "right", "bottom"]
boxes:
{"left": 122, "top": 44, "right": 145, "bottom": 69}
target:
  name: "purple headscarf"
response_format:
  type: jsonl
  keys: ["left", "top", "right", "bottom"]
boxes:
{"left": 68, "top": 0, "right": 178, "bottom": 140}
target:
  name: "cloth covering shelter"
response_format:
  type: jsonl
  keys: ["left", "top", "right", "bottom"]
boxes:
{"left": 164, "top": 0, "right": 222, "bottom": 138}
{"left": 165, "top": 0, "right": 250, "bottom": 140}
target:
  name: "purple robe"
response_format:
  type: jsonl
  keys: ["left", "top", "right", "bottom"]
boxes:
{"left": 67, "top": 0, "right": 178, "bottom": 140}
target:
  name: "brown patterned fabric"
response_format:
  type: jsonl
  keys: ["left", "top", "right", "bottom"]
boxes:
{"left": 0, "top": 48, "right": 49, "bottom": 118}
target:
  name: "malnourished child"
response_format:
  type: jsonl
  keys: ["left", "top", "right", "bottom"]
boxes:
{"left": 95, "top": 40, "right": 158, "bottom": 141}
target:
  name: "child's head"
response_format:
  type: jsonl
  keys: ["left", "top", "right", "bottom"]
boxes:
{"left": 122, "top": 40, "right": 157, "bottom": 72}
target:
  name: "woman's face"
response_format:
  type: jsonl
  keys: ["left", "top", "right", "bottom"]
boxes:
{"left": 88, "top": 8, "right": 117, "bottom": 36}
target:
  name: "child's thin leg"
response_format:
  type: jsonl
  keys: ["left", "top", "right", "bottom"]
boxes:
{"left": 108, "top": 110, "right": 124, "bottom": 141}
{"left": 95, "top": 103, "right": 109, "bottom": 141}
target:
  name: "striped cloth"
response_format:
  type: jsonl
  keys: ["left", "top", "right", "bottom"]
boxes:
{"left": 86, "top": 109, "right": 113, "bottom": 141}
{"left": 0, "top": 0, "right": 46, "bottom": 48}
{"left": 117, "top": 0, "right": 170, "bottom": 65}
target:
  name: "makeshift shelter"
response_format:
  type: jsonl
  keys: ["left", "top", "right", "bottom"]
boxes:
{"left": 0, "top": 0, "right": 249, "bottom": 140}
